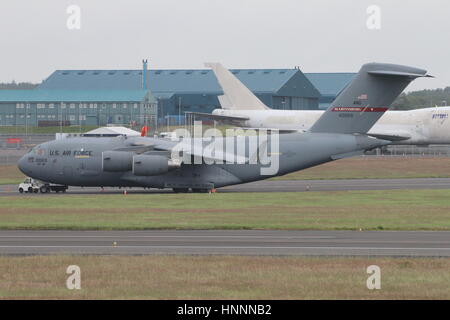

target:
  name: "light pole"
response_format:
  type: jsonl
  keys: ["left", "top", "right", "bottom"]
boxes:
{"left": 78, "top": 102, "right": 81, "bottom": 133}
{"left": 178, "top": 96, "right": 182, "bottom": 126}
{"left": 59, "top": 102, "right": 63, "bottom": 134}
{"left": 25, "top": 102, "right": 28, "bottom": 137}
{"left": 130, "top": 101, "right": 133, "bottom": 128}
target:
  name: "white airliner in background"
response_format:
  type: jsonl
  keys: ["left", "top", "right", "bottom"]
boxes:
{"left": 189, "top": 63, "right": 450, "bottom": 145}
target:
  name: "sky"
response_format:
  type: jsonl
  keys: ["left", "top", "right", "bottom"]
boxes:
{"left": 0, "top": 0, "right": 449, "bottom": 91}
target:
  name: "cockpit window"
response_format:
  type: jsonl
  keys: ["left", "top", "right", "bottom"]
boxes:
{"left": 31, "top": 146, "right": 45, "bottom": 156}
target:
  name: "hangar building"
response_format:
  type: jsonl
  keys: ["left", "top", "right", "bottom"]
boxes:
{"left": 304, "top": 73, "right": 356, "bottom": 109}
{"left": 1, "top": 61, "right": 356, "bottom": 127}
{"left": 0, "top": 90, "right": 156, "bottom": 127}
{"left": 38, "top": 66, "right": 321, "bottom": 122}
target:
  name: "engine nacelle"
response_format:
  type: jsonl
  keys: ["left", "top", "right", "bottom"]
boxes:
{"left": 102, "top": 151, "right": 133, "bottom": 172}
{"left": 133, "top": 155, "right": 180, "bottom": 176}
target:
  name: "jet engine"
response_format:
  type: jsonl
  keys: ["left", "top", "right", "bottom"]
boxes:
{"left": 102, "top": 151, "right": 133, "bottom": 172}
{"left": 133, "top": 154, "right": 181, "bottom": 176}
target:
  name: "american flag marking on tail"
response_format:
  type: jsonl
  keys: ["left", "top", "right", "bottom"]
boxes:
{"left": 357, "top": 94, "right": 368, "bottom": 100}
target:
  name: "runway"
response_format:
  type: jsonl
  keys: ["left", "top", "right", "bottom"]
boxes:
{"left": 0, "top": 230, "right": 449, "bottom": 257}
{"left": 1, "top": 177, "right": 450, "bottom": 195}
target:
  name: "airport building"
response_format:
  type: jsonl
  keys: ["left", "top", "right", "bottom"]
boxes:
{"left": 0, "top": 90, "right": 156, "bottom": 127}
{"left": 0, "top": 61, "right": 360, "bottom": 127}
{"left": 304, "top": 73, "right": 356, "bottom": 109}
{"left": 36, "top": 64, "right": 321, "bottom": 123}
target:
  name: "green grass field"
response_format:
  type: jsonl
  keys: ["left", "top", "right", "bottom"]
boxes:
{"left": 276, "top": 156, "right": 450, "bottom": 180}
{"left": 0, "top": 166, "right": 25, "bottom": 185}
{"left": 1, "top": 255, "right": 449, "bottom": 299}
{"left": 1, "top": 189, "right": 449, "bottom": 230}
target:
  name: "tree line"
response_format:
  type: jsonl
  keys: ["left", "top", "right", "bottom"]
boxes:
{"left": 392, "top": 87, "right": 450, "bottom": 110}
{"left": 0, "top": 81, "right": 38, "bottom": 90}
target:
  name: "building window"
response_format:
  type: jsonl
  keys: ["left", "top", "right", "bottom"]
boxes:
{"left": 49, "top": 103, "right": 54, "bottom": 109}
{"left": 123, "top": 103, "right": 127, "bottom": 109}
{"left": 70, "top": 103, "right": 75, "bottom": 109}
{"left": 134, "top": 103, "right": 138, "bottom": 109}
{"left": 93, "top": 103, "right": 97, "bottom": 108}
{"left": 112, "top": 103, "right": 117, "bottom": 109}
{"left": 61, "top": 103, "right": 66, "bottom": 109}
{"left": 89, "top": 103, "right": 94, "bottom": 109}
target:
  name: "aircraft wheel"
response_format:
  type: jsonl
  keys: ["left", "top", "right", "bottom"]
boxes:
{"left": 27, "top": 187, "right": 33, "bottom": 193}
{"left": 40, "top": 186, "right": 49, "bottom": 193}
{"left": 19, "top": 188, "right": 24, "bottom": 193}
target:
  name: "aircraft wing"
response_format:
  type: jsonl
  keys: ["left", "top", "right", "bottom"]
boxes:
{"left": 127, "top": 136, "right": 249, "bottom": 164}
{"left": 185, "top": 111, "right": 249, "bottom": 125}
{"left": 240, "top": 127, "right": 301, "bottom": 134}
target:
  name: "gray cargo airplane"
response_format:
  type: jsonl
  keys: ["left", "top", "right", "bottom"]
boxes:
{"left": 193, "top": 63, "right": 443, "bottom": 145}
{"left": 18, "top": 63, "right": 429, "bottom": 192}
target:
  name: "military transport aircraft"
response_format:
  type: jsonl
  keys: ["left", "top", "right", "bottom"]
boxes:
{"left": 191, "top": 63, "right": 444, "bottom": 145}
{"left": 18, "top": 63, "right": 429, "bottom": 193}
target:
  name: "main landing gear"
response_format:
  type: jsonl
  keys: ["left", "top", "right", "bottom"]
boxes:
{"left": 172, "top": 188, "right": 211, "bottom": 193}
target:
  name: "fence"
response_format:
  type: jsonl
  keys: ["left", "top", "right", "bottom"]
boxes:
{"left": 0, "top": 134, "right": 55, "bottom": 150}
{"left": 382, "top": 145, "right": 450, "bottom": 157}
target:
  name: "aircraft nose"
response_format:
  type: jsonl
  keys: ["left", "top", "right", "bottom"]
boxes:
{"left": 18, "top": 154, "right": 30, "bottom": 175}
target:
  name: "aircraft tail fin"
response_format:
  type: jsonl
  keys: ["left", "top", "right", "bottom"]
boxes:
{"left": 309, "top": 63, "right": 431, "bottom": 134}
{"left": 205, "top": 62, "right": 269, "bottom": 110}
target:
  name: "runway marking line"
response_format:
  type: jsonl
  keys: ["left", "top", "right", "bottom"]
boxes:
{"left": 0, "top": 246, "right": 449, "bottom": 250}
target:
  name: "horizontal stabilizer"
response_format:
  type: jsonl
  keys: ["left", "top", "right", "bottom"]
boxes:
{"left": 367, "top": 133, "right": 411, "bottom": 142}
{"left": 367, "top": 70, "right": 434, "bottom": 78}
{"left": 185, "top": 111, "right": 249, "bottom": 123}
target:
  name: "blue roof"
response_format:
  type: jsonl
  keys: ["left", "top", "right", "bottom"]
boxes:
{"left": 0, "top": 90, "right": 153, "bottom": 102}
{"left": 38, "top": 69, "right": 301, "bottom": 94}
{"left": 304, "top": 73, "right": 355, "bottom": 97}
